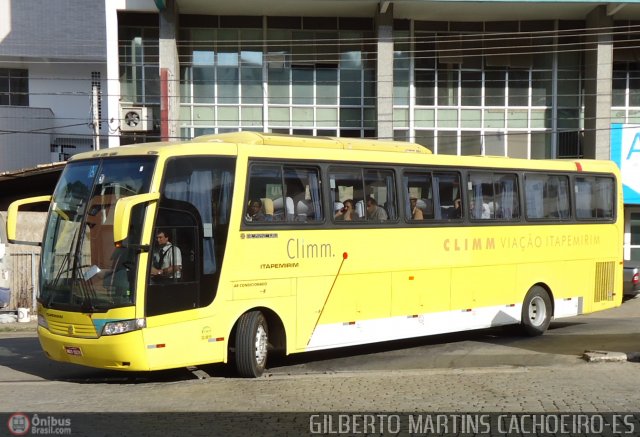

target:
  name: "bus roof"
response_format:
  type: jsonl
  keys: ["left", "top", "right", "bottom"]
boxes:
{"left": 68, "top": 133, "right": 619, "bottom": 175}
{"left": 194, "top": 131, "right": 430, "bottom": 154}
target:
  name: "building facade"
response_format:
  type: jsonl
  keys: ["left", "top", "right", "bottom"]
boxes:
{"left": 0, "top": 0, "right": 109, "bottom": 171}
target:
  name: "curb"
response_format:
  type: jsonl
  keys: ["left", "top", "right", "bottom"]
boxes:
{"left": 582, "top": 350, "right": 640, "bottom": 363}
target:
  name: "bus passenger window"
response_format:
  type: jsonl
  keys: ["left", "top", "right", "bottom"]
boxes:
{"left": 468, "top": 172, "right": 519, "bottom": 220}
{"left": 525, "top": 174, "right": 570, "bottom": 220}
{"left": 364, "top": 169, "right": 396, "bottom": 220}
{"left": 403, "top": 171, "right": 433, "bottom": 221}
{"left": 246, "top": 164, "right": 323, "bottom": 224}
{"left": 575, "top": 176, "right": 614, "bottom": 220}
{"left": 330, "top": 167, "right": 364, "bottom": 223}
{"left": 284, "top": 167, "right": 323, "bottom": 222}
{"left": 433, "top": 172, "right": 462, "bottom": 220}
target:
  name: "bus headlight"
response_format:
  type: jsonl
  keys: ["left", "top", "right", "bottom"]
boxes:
{"left": 37, "top": 314, "right": 48, "bottom": 330}
{"left": 102, "top": 319, "right": 146, "bottom": 336}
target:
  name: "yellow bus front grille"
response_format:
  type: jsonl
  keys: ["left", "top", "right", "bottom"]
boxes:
{"left": 594, "top": 261, "right": 615, "bottom": 302}
{"left": 47, "top": 320, "right": 98, "bottom": 338}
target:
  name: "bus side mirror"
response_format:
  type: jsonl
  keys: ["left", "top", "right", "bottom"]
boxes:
{"left": 113, "top": 192, "right": 160, "bottom": 246}
{"left": 7, "top": 195, "right": 52, "bottom": 245}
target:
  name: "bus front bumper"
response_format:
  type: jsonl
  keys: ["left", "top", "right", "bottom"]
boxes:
{"left": 38, "top": 326, "right": 150, "bottom": 371}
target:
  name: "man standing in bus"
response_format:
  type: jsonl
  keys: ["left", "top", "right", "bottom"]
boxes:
{"left": 151, "top": 229, "right": 182, "bottom": 279}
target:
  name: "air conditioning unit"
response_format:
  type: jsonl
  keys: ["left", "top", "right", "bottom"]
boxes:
{"left": 120, "top": 106, "right": 151, "bottom": 132}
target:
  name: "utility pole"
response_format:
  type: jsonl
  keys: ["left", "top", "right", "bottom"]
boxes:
{"left": 92, "top": 85, "right": 100, "bottom": 150}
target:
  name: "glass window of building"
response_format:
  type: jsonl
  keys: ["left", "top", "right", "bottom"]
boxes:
{"left": 0, "top": 69, "right": 28, "bottom": 106}
{"left": 393, "top": 21, "right": 567, "bottom": 159}
{"left": 176, "top": 18, "right": 374, "bottom": 139}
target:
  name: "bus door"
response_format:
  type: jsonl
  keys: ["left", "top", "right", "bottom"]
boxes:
{"left": 145, "top": 201, "right": 200, "bottom": 317}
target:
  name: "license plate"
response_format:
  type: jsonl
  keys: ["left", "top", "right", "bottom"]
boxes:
{"left": 64, "top": 346, "right": 82, "bottom": 356}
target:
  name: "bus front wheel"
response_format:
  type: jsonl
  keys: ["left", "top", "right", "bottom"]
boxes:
{"left": 235, "top": 311, "right": 269, "bottom": 378}
{"left": 520, "top": 286, "right": 552, "bottom": 336}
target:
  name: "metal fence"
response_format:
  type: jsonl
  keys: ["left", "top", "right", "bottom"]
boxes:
{"left": 9, "top": 252, "right": 40, "bottom": 311}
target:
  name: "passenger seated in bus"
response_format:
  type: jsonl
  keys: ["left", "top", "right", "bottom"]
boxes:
{"left": 470, "top": 199, "right": 491, "bottom": 219}
{"left": 366, "top": 197, "right": 388, "bottom": 221}
{"left": 449, "top": 197, "right": 462, "bottom": 219}
{"left": 409, "top": 197, "right": 423, "bottom": 220}
{"left": 151, "top": 229, "right": 182, "bottom": 279}
{"left": 335, "top": 199, "right": 356, "bottom": 221}
{"left": 246, "top": 199, "right": 266, "bottom": 221}
{"left": 295, "top": 199, "right": 314, "bottom": 221}
{"left": 486, "top": 199, "right": 496, "bottom": 217}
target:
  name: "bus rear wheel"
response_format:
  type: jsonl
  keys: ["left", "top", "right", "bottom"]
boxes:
{"left": 235, "top": 311, "right": 269, "bottom": 378}
{"left": 521, "top": 286, "right": 552, "bottom": 336}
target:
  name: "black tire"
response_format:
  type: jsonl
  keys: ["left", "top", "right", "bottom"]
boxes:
{"left": 235, "top": 311, "right": 269, "bottom": 378}
{"left": 521, "top": 286, "right": 552, "bottom": 336}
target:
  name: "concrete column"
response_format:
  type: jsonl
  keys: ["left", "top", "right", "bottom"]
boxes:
{"left": 105, "top": 1, "right": 122, "bottom": 148}
{"left": 376, "top": 3, "right": 394, "bottom": 141}
{"left": 583, "top": 5, "right": 613, "bottom": 159}
{"left": 159, "top": 0, "right": 180, "bottom": 141}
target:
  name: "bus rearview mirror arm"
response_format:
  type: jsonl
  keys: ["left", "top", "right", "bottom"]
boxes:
{"left": 113, "top": 193, "right": 160, "bottom": 247}
{"left": 7, "top": 195, "right": 52, "bottom": 245}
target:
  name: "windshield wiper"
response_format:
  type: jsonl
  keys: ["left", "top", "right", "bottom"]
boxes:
{"left": 74, "top": 264, "right": 98, "bottom": 313}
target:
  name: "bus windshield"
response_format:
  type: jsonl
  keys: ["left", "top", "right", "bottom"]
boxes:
{"left": 40, "top": 157, "right": 155, "bottom": 312}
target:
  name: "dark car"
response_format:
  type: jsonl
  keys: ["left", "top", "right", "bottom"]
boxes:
{"left": 624, "top": 262, "right": 639, "bottom": 297}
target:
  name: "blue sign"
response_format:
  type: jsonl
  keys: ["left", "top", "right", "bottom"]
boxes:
{"left": 611, "top": 124, "right": 640, "bottom": 205}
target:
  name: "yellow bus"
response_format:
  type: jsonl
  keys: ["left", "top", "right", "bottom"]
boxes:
{"left": 7, "top": 132, "right": 623, "bottom": 377}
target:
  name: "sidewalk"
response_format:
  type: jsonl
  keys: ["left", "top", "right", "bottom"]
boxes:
{"left": 0, "top": 312, "right": 38, "bottom": 333}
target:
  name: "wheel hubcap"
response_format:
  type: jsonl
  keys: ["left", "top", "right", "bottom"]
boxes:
{"left": 254, "top": 324, "right": 268, "bottom": 366}
{"left": 528, "top": 296, "right": 546, "bottom": 327}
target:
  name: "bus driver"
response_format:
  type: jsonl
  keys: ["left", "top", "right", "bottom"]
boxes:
{"left": 151, "top": 230, "right": 182, "bottom": 279}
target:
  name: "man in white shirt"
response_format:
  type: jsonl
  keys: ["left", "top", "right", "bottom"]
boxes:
{"left": 151, "top": 230, "right": 182, "bottom": 279}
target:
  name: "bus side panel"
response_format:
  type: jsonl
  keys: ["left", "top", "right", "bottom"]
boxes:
{"left": 296, "top": 276, "right": 334, "bottom": 350}
{"left": 451, "top": 265, "right": 517, "bottom": 310}
{"left": 143, "top": 311, "right": 225, "bottom": 370}
{"left": 296, "top": 273, "right": 391, "bottom": 351}
{"left": 391, "top": 268, "right": 451, "bottom": 317}
{"left": 355, "top": 272, "right": 392, "bottom": 320}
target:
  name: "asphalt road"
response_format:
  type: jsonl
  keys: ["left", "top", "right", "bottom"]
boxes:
{"left": 1, "top": 298, "right": 639, "bottom": 436}
{"left": 0, "top": 296, "right": 639, "bottom": 383}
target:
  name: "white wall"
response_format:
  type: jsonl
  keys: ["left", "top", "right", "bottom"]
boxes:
{"left": 0, "top": 106, "right": 53, "bottom": 172}
{"left": 29, "top": 62, "right": 108, "bottom": 139}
